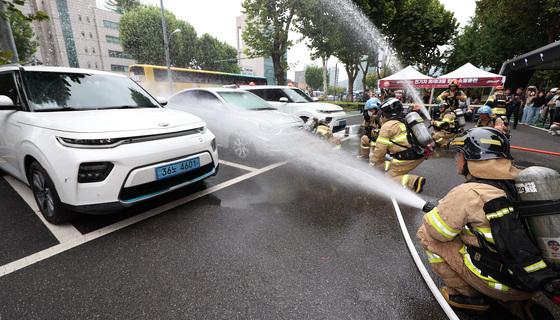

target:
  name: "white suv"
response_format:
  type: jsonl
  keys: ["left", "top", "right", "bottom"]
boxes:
{"left": 0, "top": 66, "right": 218, "bottom": 224}
{"left": 240, "top": 85, "right": 347, "bottom": 132}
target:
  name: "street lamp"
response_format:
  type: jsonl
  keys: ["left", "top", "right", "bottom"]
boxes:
{"left": 159, "top": 0, "right": 181, "bottom": 95}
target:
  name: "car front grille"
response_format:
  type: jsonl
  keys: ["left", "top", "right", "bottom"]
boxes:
{"left": 119, "top": 163, "right": 215, "bottom": 203}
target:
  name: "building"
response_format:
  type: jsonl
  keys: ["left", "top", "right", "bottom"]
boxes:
{"left": 235, "top": 14, "right": 278, "bottom": 85}
{"left": 294, "top": 70, "right": 306, "bottom": 86}
{"left": 22, "top": 0, "right": 135, "bottom": 73}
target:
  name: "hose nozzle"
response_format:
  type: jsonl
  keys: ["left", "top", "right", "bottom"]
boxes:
{"left": 422, "top": 201, "right": 437, "bottom": 213}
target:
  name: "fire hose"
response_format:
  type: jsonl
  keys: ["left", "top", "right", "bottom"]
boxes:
{"left": 511, "top": 146, "right": 560, "bottom": 157}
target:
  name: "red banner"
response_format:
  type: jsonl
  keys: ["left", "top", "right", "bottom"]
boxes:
{"left": 379, "top": 77, "right": 504, "bottom": 89}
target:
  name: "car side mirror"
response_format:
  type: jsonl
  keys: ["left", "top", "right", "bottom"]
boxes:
{"left": 0, "top": 95, "right": 16, "bottom": 110}
{"left": 279, "top": 97, "right": 289, "bottom": 103}
{"left": 156, "top": 96, "right": 168, "bottom": 106}
{"left": 312, "top": 97, "right": 319, "bottom": 102}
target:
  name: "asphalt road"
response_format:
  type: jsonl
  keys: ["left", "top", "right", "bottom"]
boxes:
{"left": 0, "top": 118, "right": 558, "bottom": 320}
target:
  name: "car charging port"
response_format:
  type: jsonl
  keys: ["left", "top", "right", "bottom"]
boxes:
{"left": 78, "top": 162, "right": 114, "bottom": 183}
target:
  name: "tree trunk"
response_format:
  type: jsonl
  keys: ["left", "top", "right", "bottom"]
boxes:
{"left": 322, "top": 56, "right": 328, "bottom": 96}
{"left": 346, "top": 65, "right": 358, "bottom": 102}
{"left": 272, "top": 52, "right": 286, "bottom": 85}
{"left": 360, "top": 59, "right": 369, "bottom": 93}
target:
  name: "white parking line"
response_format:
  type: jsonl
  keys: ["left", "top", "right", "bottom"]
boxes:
{"left": 391, "top": 199, "right": 459, "bottom": 320}
{"left": 2, "top": 176, "right": 82, "bottom": 243}
{"left": 218, "top": 160, "right": 258, "bottom": 172}
{"left": 0, "top": 161, "right": 287, "bottom": 278}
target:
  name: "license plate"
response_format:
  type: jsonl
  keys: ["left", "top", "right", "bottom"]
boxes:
{"left": 155, "top": 157, "right": 200, "bottom": 180}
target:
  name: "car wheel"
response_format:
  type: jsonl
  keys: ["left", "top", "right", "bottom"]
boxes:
{"left": 229, "top": 135, "right": 254, "bottom": 160}
{"left": 29, "top": 161, "right": 72, "bottom": 224}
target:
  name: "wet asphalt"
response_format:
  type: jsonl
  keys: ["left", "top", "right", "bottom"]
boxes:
{"left": 0, "top": 118, "right": 558, "bottom": 320}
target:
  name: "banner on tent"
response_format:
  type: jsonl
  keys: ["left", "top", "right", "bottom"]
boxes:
{"left": 379, "top": 77, "right": 504, "bottom": 89}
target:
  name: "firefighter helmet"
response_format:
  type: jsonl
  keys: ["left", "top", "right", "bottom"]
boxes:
{"left": 449, "top": 79, "right": 460, "bottom": 89}
{"left": 477, "top": 105, "right": 493, "bottom": 115}
{"left": 450, "top": 127, "right": 512, "bottom": 160}
{"left": 380, "top": 97, "right": 403, "bottom": 119}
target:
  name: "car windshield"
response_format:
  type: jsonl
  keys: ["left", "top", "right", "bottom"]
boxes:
{"left": 23, "top": 71, "right": 160, "bottom": 111}
{"left": 218, "top": 91, "right": 276, "bottom": 110}
{"left": 285, "top": 88, "right": 314, "bottom": 103}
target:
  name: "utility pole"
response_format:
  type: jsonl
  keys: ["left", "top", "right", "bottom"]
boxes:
{"left": 159, "top": 0, "right": 172, "bottom": 95}
{"left": 0, "top": 1, "right": 19, "bottom": 63}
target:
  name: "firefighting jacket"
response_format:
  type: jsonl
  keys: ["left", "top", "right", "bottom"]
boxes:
{"left": 371, "top": 120, "right": 413, "bottom": 166}
{"left": 433, "top": 111, "right": 458, "bottom": 133}
{"left": 486, "top": 94, "right": 507, "bottom": 115}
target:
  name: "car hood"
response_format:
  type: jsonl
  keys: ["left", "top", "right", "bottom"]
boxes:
{"left": 21, "top": 108, "right": 205, "bottom": 134}
{"left": 247, "top": 109, "right": 303, "bottom": 127}
{"left": 307, "top": 102, "right": 344, "bottom": 112}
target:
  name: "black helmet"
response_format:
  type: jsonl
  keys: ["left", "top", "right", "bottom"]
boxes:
{"left": 380, "top": 98, "right": 403, "bottom": 119}
{"left": 450, "top": 127, "right": 512, "bottom": 160}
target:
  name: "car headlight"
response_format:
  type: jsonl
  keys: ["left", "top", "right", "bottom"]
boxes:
{"left": 211, "top": 138, "right": 217, "bottom": 151}
{"left": 78, "top": 162, "right": 114, "bottom": 183}
{"left": 57, "top": 137, "right": 124, "bottom": 149}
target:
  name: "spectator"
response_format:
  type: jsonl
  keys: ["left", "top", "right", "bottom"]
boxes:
{"left": 521, "top": 86, "right": 538, "bottom": 124}
{"left": 533, "top": 90, "right": 547, "bottom": 124}
{"left": 543, "top": 88, "right": 559, "bottom": 128}
{"left": 506, "top": 87, "right": 523, "bottom": 129}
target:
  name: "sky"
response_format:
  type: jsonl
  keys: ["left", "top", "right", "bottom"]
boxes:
{"left": 124, "top": 0, "right": 476, "bottom": 80}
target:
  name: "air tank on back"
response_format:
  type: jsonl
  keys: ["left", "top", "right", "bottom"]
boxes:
{"left": 516, "top": 166, "right": 560, "bottom": 271}
{"left": 405, "top": 111, "right": 433, "bottom": 147}
{"left": 454, "top": 109, "right": 466, "bottom": 127}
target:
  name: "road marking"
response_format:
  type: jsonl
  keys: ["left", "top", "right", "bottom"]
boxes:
{"left": 391, "top": 199, "right": 459, "bottom": 320}
{"left": 340, "top": 134, "right": 358, "bottom": 142}
{"left": 0, "top": 161, "right": 287, "bottom": 278}
{"left": 218, "top": 159, "right": 258, "bottom": 172}
{"left": 2, "top": 176, "right": 82, "bottom": 243}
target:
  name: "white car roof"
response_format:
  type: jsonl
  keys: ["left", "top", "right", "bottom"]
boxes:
{"left": 239, "top": 85, "right": 300, "bottom": 90}
{"left": 0, "top": 65, "right": 126, "bottom": 77}
{"left": 171, "top": 86, "right": 253, "bottom": 97}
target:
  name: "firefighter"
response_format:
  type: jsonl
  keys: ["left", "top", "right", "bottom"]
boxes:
{"left": 485, "top": 86, "right": 510, "bottom": 133}
{"left": 358, "top": 97, "right": 382, "bottom": 159}
{"left": 417, "top": 127, "right": 556, "bottom": 319}
{"left": 476, "top": 105, "right": 508, "bottom": 136}
{"left": 437, "top": 79, "right": 467, "bottom": 109}
{"left": 370, "top": 98, "right": 427, "bottom": 193}
{"left": 431, "top": 103, "right": 462, "bottom": 148}
{"left": 314, "top": 119, "right": 342, "bottom": 149}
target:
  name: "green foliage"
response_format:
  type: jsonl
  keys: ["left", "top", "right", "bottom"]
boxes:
{"left": 10, "top": 9, "right": 37, "bottom": 62}
{"left": 0, "top": 0, "right": 46, "bottom": 64}
{"left": 304, "top": 65, "right": 323, "bottom": 90}
{"left": 241, "top": 0, "right": 298, "bottom": 85}
{"left": 105, "top": 0, "right": 140, "bottom": 14}
{"left": 365, "top": 73, "right": 378, "bottom": 90}
{"left": 384, "top": 0, "right": 457, "bottom": 74}
{"left": 447, "top": 0, "right": 560, "bottom": 73}
{"left": 120, "top": 6, "right": 197, "bottom": 67}
{"left": 195, "top": 33, "right": 240, "bottom": 73}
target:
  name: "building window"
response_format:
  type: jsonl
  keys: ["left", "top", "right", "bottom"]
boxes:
{"left": 108, "top": 50, "right": 132, "bottom": 59}
{"left": 95, "top": 62, "right": 98, "bottom": 69}
{"left": 86, "top": 16, "right": 90, "bottom": 23}
{"left": 81, "top": 31, "right": 85, "bottom": 37}
{"left": 106, "top": 35, "right": 120, "bottom": 44}
{"left": 84, "top": 47, "right": 88, "bottom": 53}
{"left": 89, "top": 32, "right": 93, "bottom": 39}
{"left": 103, "top": 20, "right": 119, "bottom": 30}
{"left": 92, "top": 47, "right": 96, "bottom": 54}
{"left": 87, "top": 62, "right": 91, "bottom": 68}
{"left": 111, "top": 64, "right": 128, "bottom": 72}
{"left": 78, "top": 15, "right": 82, "bottom": 22}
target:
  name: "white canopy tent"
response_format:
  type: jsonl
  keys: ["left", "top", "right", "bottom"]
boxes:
{"left": 378, "top": 66, "right": 434, "bottom": 89}
{"left": 436, "top": 63, "right": 505, "bottom": 88}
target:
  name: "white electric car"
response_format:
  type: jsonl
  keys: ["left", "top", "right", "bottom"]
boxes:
{"left": 240, "top": 85, "right": 347, "bottom": 132}
{"left": 0, "top": 66, "right": 219, "bottom": 224}
{"left": 167, "top": 88, "right": 303, "bottom": 160}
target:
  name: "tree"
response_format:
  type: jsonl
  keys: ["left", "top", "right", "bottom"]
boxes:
{"left": 446, "top": 0, "right": 560, "bottom": 73}
{"left": 0, "top": 0, "right": 47, "bottom": 64}
{"left": 120, "top": 6, "right": 197, "bottom": 67}
{"left": 105, "top": 0, "right": 140, "bottom": 14}
{"left": 296, "top": 0, "right": 339, "bottom": 95}
{"left": 195, "top": 33, "right": 240, "bottom": 73}
{"left": 241, "top": 0, "right": 298, "bottom": 85}
{"left": 364, "top": 73, "right": 378, "bottom": 91}
{"left": 304, "top": 65, "right": 322, "bottom": 90}
{"left": 10, "top": 10, "right": 37, "bottom": 62}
